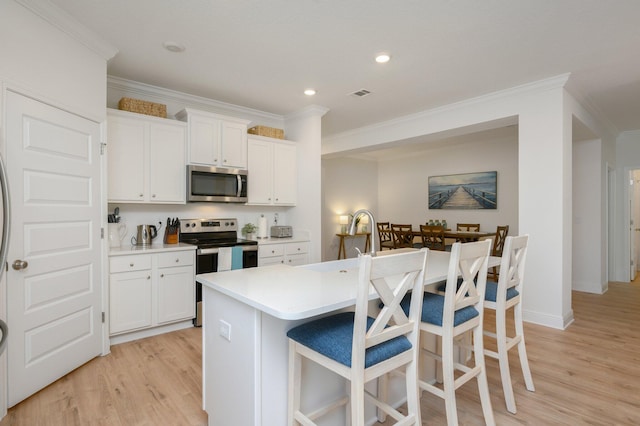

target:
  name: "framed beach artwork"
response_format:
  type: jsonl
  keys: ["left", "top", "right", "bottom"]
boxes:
{"left": 428, "top": 171, "right": 497, "bottom": 210}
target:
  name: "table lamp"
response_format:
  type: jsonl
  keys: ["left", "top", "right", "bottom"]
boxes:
{"left": 339, "top": 215, "right": 349, "bottom": 233}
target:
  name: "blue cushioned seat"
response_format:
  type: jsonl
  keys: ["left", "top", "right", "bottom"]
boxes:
{"left": 286, "top": 312, "right": 412, "bottom": 368}
{"left": 400, "top": 292, "right": 479, "bottom": 327}
{"left": 484, "top": 280, "right": 519, "bottom": 302}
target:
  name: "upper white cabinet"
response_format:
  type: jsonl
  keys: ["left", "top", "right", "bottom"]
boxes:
{"left": 107, "top": 109, "right": 187, "bottom": 204}
{"left": 176, "top": 108, "right": 251, "bottom": 169}
{"left": 247, "top": 135, "right": 297, "bottom": 206}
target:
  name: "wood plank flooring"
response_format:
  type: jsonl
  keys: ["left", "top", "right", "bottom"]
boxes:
{"left": 0, "top": 328, "right": 207, "bottom": 426}
{"left": 2, "top": 280, "right": 640, "bottom": 425}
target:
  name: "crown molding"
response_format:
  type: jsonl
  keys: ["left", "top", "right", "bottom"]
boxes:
{"left": 285, "top": 105, "right": 330, "bottom": 121}
{"left": 324, "top": 74, "right": 572, "bottom": 145}
{"left": 16, "top": 0, "right": 118, "bottom": 60}
{"left": 107, "top": 76, "right": 285, "bottom": 123}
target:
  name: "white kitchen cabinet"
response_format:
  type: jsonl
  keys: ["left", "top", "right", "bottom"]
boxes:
{"left": 107, "top": 109, "right": 186, "bottom": 204}
{"left": 157, "top": 251, "right": 196, "bottom": 324}
{"left": 109, "top": 254, "right": 153, "bottom": 334}
{"left": 176, "top": 108, "right": 250, "bottom": 168}
{"left": 247, "top": 136, "right": 297, "bottom": 206}
{"left": 258, "top": 240, "right": 309, "bottom": 266}
{"left": 109, "top": 248, "right": 195, "bottom": 336}
{"left": 284, "top": 241, "right": 309, "bottom": 266}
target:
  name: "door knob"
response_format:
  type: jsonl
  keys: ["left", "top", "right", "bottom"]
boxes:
{"left": 12, "top": 260, "right": 28, "bottom": 270}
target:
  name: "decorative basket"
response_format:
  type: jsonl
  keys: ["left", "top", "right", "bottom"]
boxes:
{"left": 118, "top": 97, "right": 167, "bottom": 118}
{"left": 248, "top": 125, "right": 284, "bottom": 139}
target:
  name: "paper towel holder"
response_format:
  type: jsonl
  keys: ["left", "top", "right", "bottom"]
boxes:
{"left": 257, "top": 214, "right": 269, "bottom": 239}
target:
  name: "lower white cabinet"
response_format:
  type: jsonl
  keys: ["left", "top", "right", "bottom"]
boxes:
{"left": 109, "top": 249, "right": 195, "bottom": 336}
{"left": 258, "top": 241, "right": 309, "bottom": 267}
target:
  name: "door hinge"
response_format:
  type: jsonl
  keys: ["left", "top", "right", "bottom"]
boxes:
{"left": 102, "top": 312, "right": 105, "bottom": 323}
{"left": 101, "top": 227, "right": 104, "bottom": 239}
{"left": 100, "top": 143, "right": 106, "bottom": 155}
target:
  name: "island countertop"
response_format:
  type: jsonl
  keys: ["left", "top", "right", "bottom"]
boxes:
{"left": 196, "top": 250, "right": 500, "bottom": 321}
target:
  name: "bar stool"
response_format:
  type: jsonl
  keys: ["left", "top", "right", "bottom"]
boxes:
{"left": 483, "top": 234, "right": 535, "bottom": 414}
{"left": 401, "top": 240, "right": 495, "bottom": 425}
{"left": 287, "top": 249, "right": 428, "bottom": 425}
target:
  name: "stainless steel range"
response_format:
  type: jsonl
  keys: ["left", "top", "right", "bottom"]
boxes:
{"left": 179, "top": 218, "right": 258, "bottom": 326}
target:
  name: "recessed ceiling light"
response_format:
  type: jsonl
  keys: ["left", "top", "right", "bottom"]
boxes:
{"left": 375, "top": 53, "right": 391, "bottom": 63}
{"left": 163, "top": 41, "right": 186, "bottom": 53}
{"left": 304, "top": 89, "right": 317, "bottom": 96}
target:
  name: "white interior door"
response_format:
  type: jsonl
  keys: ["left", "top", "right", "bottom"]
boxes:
{"left": 5, "top": 91, "right": 102, "bottom": 406}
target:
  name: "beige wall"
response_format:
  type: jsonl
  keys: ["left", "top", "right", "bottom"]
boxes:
{"left": 322, "top": 125, "right": 518, "bottom": 261}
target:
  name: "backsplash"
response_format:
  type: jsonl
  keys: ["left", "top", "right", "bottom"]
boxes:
{"left": 108, "top": 203, "right": 290, "bottom": 247}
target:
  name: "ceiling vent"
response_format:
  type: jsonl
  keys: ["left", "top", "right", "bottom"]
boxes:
{"left": 349, "top": 88, "right": 372, "bottom": 98}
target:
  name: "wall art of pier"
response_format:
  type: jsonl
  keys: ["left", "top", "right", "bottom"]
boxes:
{"left": 428, "top": 171, "right": 497, "bottom": 210}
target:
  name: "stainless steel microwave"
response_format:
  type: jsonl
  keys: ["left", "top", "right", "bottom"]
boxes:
{"left": 187, "top": 165, "right": 248, "bottom": 203}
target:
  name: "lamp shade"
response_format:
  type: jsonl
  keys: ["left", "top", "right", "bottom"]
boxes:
{"left": 339, "top": 215, "right": 349, "bottom": 225}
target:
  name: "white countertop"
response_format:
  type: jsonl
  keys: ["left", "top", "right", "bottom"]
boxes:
{"left": 196, "top": 250, "right": 500, "bottom": 321}
{"left": 109, "top": 242, "right": 196, "bottom": 256}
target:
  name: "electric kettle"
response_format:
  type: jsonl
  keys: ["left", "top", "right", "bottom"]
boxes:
{"left": 132, "top": 224, "right": 158, "bottom": 246}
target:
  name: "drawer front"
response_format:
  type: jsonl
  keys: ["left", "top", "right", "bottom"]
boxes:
{"left": 158, "top": 250, "right": 195, "bottom": 268}
{"left": 285, "top": 242, "right": 309, "bottom": 255}
{"left": 258, "top": 256, "right": 284, "bottom": 267}
{"left": 285, "top": 253, "right": 308, "bottom": 266}
{"left": 259, "top": 244, "right": 285, "bottom": 258}
{"left": 110, "top": 254, "right": 152, "bottom": 273}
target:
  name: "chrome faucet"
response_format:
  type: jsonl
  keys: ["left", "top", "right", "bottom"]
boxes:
{"left": 348, "top": 209, "right": 377, "bottom": 255}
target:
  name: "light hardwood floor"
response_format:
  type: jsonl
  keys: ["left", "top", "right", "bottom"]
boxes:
{"left": 3, "top": 280, "right": 640, "bottom": 425}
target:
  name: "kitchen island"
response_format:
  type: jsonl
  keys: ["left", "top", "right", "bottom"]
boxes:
{"left": 198, "top": 250, "right": 500, "bottom": 425}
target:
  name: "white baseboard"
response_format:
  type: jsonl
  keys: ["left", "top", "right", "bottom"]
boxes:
{"left": 109, "top": 320, "right": 194, "bottom": 346}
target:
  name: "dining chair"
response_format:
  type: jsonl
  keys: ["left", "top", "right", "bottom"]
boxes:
{"left": 456, "top": 223, "right": 480, "bottom": 232}
{"left": 487, "top": 225, "right": 509, "bottom": 281}
{"left": 419, "top": 224, "right": 446, "bottom": 251}
{"left": 391, "top": 224, "right": 414, "bottom": 248}
{"left": 483, "top": 234, "right": 535, "bottom": 414}
{"left": 377, "top": 221, "right": 395, "bottom": 250}
{"left": 401, "top": 240, "right": 495, "bottom": 426}
{"left": 286, "top": 249, "right": 428, "bottom": 425}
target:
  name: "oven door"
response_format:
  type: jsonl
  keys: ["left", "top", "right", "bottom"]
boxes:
{"left": 194, "top": 246, "right": 258, "bottom": 326}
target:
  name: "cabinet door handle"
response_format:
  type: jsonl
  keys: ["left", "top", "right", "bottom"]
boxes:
{"left": 160, "top": 274, "right": 164, "bottom": 278}
{"left": 129, "top": 263, "right": 134, "bottom": 267}
{"left": 175, "top": 258, "right": 179, "bottom": 263}
{"left": 152, "top": 194, "right": 156, "bottom": 198}
{"left": 147, "top": 275, "right": 151, "bottom": 280}
{"left": 139, "top": 194, "right": 143, "bottom": 197}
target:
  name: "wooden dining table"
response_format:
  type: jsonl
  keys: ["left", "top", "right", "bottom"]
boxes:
{"left": 411, "top": 229, "right": 494, "bottom": 243}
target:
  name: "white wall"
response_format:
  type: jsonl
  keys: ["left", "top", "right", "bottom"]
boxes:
{"left": 572, "top": 138, "right": 605, "bottom": 293}
{"left": 107, "top": 76, "right": 284, "bottom": 132}
{"left": 377, "top": 127, "right": 518, "bottom": 234}
{"left": 321, "top": 157, "right": 378, "bottom": 261}
{"left": 284, "top": 106, "right": 328, "bottom": 263}
{"left": 0, "top": 0, "right": 114, "bottom": 122}
{"left": 321, "top": 127, "right": 518, "bottom": 262}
